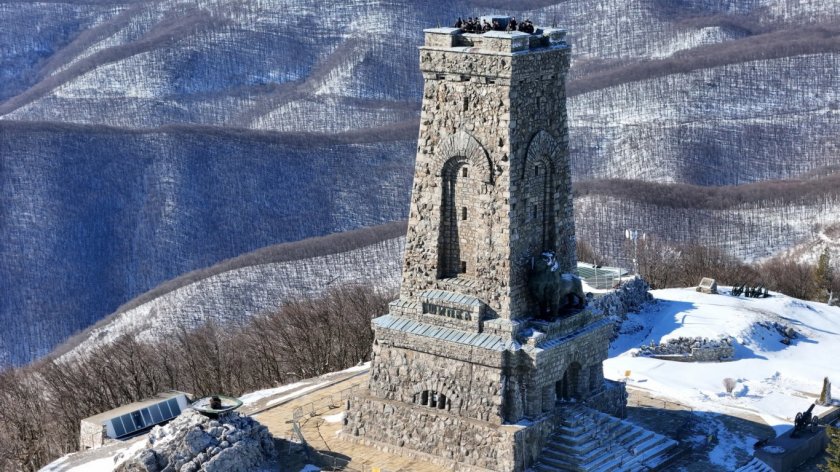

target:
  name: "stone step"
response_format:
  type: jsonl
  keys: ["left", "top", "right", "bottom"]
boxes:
{"left": 554, "top": 414, "right": 631, "bottom": 447}
{"left": 533, "top": 462, "right": 567, "bottom": 472}
{"left": 613, "top": 425, "right": 649, "bottom": 446}
{"left": 589, "top": 454, "right": 647, "bottom": 472}
{"left": 543, "top": 443, "right": 615, "bottom": 470}
{"left": 735, "top": 457, "right": 775, "bottom": 472}
{"left": 625, "top": 433, "right": 664, "bottom": 456}
{"left": 610, "top": 438, "right": 678, "bottom": 472}
{"left": 537, "top": 454, "right": 581, "bottom": 471}
{"left": 534, "top": 405, "right": 679, "bottom": 472}
{"left": 546, "top": 419, "right": 638, "bottom": 459}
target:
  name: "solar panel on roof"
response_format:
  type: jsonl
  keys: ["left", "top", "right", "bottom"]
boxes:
{"left": 120, "top": 414, "right": 136, "bottom": 436}
{"left": 141, "top": 408, "right": 153, "bottom": 425}
{"left": 131, "top": 411, "right": 145, "bottom": 430}
{"left": 149, "top": 404, "right": 163, "bottom": 423}
{"left": 112, "top": 415, "right": 126, "bottom": 437}
{"left": 167, "top": 398, "right": 181, "bottom": 416}
{"left": 158, "top": 400, "right": 172, "bottom": 419}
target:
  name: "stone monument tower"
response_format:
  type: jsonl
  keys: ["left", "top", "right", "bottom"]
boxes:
{"left": 345, "top": 21, "right": 629, "bottom": 472}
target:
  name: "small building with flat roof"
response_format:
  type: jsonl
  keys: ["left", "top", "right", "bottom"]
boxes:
{"left": 79, "top": 391, "right": 190, "bottom": 450}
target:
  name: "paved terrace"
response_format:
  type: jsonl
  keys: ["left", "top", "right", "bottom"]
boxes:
{"left": 248, "top": 367, "right": 780, "bottom": 471}
{"left": 248, "top": 368, "right": 441, "bottom": 471}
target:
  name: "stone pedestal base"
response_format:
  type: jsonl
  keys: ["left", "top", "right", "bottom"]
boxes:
{"left": 345, "top": 392, "right": 627, "bottom": 472}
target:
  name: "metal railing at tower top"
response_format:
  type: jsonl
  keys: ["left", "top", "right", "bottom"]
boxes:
{"left": 575, "top": 262, "right": 628, "bottom": 290}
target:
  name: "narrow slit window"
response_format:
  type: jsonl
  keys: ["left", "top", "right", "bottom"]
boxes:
{"left": 533, "top": 205, "right": 538, "bottom": 219}
{"left": 461, "top": 207, "right": 467, "bottom": 220}
{"left": 535, "top": 165, "right": 539, "bottom": 176}
{"left": 462, "top": 167, "right": 468, "bottom": 177}
{"left": 460, "top": 261, "right": 467, "bottom": 273}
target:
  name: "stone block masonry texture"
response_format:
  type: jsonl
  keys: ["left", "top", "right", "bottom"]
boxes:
{"left": 344, "top": 24, "right": 626, "bottom": 472}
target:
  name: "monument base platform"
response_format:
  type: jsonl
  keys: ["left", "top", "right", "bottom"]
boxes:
{"left": 345, "top": 383, "right": 631, "bottom": 472}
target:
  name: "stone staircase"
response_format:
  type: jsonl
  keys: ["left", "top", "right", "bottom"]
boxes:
{"left": 734, "top": 457, "right": 775, "bottom": 472}
{"left": 533, "top": 404, "right": 679, "bottom": 472}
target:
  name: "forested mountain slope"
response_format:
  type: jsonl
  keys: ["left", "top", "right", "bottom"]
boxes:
{"left": 574, "top": 172, "right": 840, "bottom": 262}
{"left": 2, "top": 0, "right": 840, "bottom": 365}
{"left": 56, "top": 222, "right": 406, "bottom": 361}
{"left": 0, "top": 122, "right": 413, "bottom": 365}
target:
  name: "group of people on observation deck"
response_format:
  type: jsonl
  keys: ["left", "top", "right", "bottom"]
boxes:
{"left": 454, "top": 16, "right": 535, "bottom": 34}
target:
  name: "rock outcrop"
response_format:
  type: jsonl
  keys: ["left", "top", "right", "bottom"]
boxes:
{"left": 115, "top": 410, "right": 276, "bottom": 472}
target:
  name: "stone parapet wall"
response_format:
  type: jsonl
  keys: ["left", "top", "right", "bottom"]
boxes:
{"left": 636, "top": 336, "right": 734, "bottom": 362}
{"left": 589, "top": 379, "right": 629, "bottom": 418}
{"left": 423, "top": 28, "right": 567, "bottom": 55}
{"left": 374, "top": 324, "right": 507, "bottom": 367}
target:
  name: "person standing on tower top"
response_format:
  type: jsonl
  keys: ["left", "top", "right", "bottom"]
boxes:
{"left": 508, "top": 17, "right": 517, "bottom": 32}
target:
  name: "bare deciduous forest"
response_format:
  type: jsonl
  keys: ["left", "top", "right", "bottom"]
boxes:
{"left": 0, "top": 285, "right": 391, "bottom": 472}
{"left": 578, "top": 236, "right": 840, "bottom": 303}
{"left": 573, "top": 173, "right": 840, "bottom": 210}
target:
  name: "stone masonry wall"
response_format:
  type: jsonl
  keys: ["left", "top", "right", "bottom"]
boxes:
{"left": 347, "top": 395, "right": 518, "bottom": 472}
{"left": 347, "top": 28, "right": 627, "bottom": 472}
{"left": 399, "top": 36, "right": 573, "bottom": 322}
{"left": 368, "top": 333, "right": 507, "bottom": 423}
{"left": 521, "top": 321, "right": 613, "bottom": 417}
{"left": 508, "top": 50, "right": 574, "bottom": 319}
{"left": 79, "top": 420, "right": 106, "bottom": 449}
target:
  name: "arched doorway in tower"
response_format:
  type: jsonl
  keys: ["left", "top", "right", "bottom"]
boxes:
{"left": 556, "top": 362, "right": 581, "bottom": 402}
{"left": 438, "top": 156, "right": 478, "bottom": 278}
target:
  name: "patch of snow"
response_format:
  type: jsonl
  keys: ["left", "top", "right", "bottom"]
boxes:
{"left": 240, "top": 362, "right": 369, "bottom": 406}
{"left": 39, "top": 455, "right": 69, "bottom": 471}
{"left": 113, "top": 439, "right": 147, "bottom": 467}
{"left": 69, "top": 457, "right": 116, "bottom": 472}
{"left": 266, "top": 382, "right": 330, "bottom": 407}
{"left": 705, "top": 413, "right": 754, "bottom": 469}
{"left": 342, "top": 361, "right": 371, "bottom": 374}
{"left": 606, "top": 288, "right": 840, "bottom": 433}
{"left": 239, "top": 381, "right": 307, "bottom": 406}
{"left": 322, "top": 411, "right": 346, "bottom": 424}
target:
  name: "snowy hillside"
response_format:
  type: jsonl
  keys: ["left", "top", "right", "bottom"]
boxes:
{"left": 607, "top": 286, "right": 840, "bottom": 458}
{"left": 0, "top": 123, "right": 414, "bottom": 366}
{"left": 569, "top": 53, "right": 840, "bottom": 185}
{"left": 576, "top": 188, "right": 840, "bottom": 263}
{"left": 57, "top": 226, "right": 405, "bottom": 361}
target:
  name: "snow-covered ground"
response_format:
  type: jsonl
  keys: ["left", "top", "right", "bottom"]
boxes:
{"left": 606, "top": 287, "right": 840, "bottom": 434}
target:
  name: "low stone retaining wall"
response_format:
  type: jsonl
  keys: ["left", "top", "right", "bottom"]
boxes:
{"left": 635, "top": 336, "right": 734, "bottom": 362}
